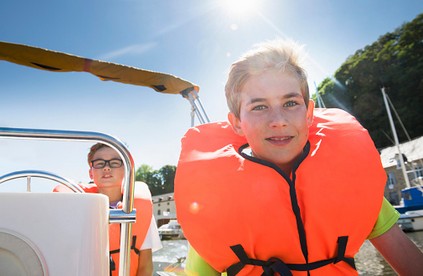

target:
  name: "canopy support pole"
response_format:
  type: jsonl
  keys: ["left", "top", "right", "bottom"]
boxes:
{"left": 181, "top": 88, "right": 210, "bottom": 127}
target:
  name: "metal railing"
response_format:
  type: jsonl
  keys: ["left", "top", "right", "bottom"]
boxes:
{"left": 0, "top": 127, "right": 136, "bottom": 276}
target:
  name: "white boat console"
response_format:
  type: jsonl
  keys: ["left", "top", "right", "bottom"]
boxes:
{"left": 0, "top": 192, "right": 109, "bottom": 275}
{"left": 0, "top": 127, "right": 137, "bottom": 276}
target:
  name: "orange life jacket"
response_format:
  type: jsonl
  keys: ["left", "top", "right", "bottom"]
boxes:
{"left": 54, "top": 182, "right": 152, "bottom": 276}
{"left": 175, "top": 108, "right": 386, "bottom": 276}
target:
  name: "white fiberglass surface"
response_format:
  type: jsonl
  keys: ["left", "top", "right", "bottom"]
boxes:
{"left": 0, "top": 193, "right": 109, "bottom": 276}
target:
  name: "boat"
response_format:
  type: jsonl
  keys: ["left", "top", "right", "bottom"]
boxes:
{"left": 158, "top": 220, "right": 185, "bottom": 240}
{"left": 394, "top": 185, "right": 423, "bottom": 214}
{"left": 397, "top": 210, "right": 423, "bottom": 232}
{"left": 394, "top": 185, "right": 423, "bottom": 231}
{"left": 381, "top": 88, "right": 423, "bottom": 231}
{"left": 0, "top": 41, "right": 207, "bottom": 275}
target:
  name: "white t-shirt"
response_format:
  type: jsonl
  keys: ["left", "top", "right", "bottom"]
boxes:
{"left": 140, "top": 215, "right": 162, "bottom": 252}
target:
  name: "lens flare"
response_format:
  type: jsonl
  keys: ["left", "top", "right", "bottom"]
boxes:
{"left": 219, "top": 0, "right": 259, "bottom": 17}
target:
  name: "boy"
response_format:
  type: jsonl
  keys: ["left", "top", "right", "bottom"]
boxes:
{"left": 174, "top": 40, "right": 423, "bottom": 275}
{"left": 55, "top": 143, "right": 162, "bottom": 276}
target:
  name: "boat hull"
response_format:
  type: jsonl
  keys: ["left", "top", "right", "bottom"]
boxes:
{"left": 397, "top": 210, "right": 423, "bottom": 232}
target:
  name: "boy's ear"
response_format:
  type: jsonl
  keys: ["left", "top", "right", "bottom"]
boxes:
{"left": 89, "top": 168, "right": 94, "bottom": 180}
{"left": 228, "top": 112, "right": 244, "bottom": 136}
{"left": 307, "top": 100, "right": 315, "bottom": 127}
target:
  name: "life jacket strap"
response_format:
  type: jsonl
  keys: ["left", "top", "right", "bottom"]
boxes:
{"left": 227, "top": 244, "right": 292, "bottom": 276}
{"left": 131, "top": 235, "right": 140, "bottom": 255}
{"left": 109, "top": 235, "right": 140, "bottom": 272}
{"left": 226, "top": 236, "right": 355, "bottom": 276}
{"left": 110, "top": 255, "right": 115, "bottom": 276}
{"left": 110, "top": 235, "right": 140, "bottom": 255}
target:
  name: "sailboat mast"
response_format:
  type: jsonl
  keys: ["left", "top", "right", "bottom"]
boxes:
{"left": 314, "top": 81, "right": 326, "bottom": 108}
{"left": 381, "top": 87, "right": 411, "bottom": 188}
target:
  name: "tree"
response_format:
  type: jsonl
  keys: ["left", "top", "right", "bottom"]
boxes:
{"left": 158, "top": 165, "right": 177, "bottom": 194}
{"left": 135, "top": 164, "right": 154, "bottom": 183}
{"left": 135, "top": 164, "right": 176, "bottom": 196}
{"left": 316, "top": 13, "right": 423, "bottom": 149}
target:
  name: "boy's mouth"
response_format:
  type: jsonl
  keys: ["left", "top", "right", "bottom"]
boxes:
{"left": 266, "top": 136, "right": 293, "bottom": 144}
{"left": 266, "top": 136, "right": 292, "bottom": 141}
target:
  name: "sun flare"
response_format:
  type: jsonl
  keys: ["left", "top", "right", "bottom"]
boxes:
{"left": 219, "top": 0, "right": 260, "bottom": 17}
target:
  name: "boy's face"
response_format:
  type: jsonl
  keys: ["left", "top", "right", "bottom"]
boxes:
{"left": 89, "top": 147, "right": 124, "bottom": 191}
{"left": 228, "top": 70, "right": 314, "bottom": 173}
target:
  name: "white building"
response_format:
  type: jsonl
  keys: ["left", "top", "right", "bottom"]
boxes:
{"left": 380, "top": 136, "right": 423, "bottom": 205}
{"left": 152, "top": 192, "right": 177, "bottom": 227}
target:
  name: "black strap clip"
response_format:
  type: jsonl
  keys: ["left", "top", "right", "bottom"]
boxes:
{"left": 226, "top": 236, "right": 355, "bottom": 275}
{"left": 227, "top": 244, "right": 292, "bottom": 276}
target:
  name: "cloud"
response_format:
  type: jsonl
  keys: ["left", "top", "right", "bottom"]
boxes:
{"left": 99, "top": 42, "right": 157, "bottom": 60}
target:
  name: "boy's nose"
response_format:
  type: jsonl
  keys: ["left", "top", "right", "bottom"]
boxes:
{"left": 269, "top": 110, "right": 288, "bottom": 127}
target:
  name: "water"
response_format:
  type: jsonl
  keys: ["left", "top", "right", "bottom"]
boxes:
{"left": 153, "top": 231, "right": 423, "bottom": 275}
{"left": 356, "top": 231, "right": 423, "bottom": 275}
{"left": 153, "top": 239, "right": 188, "bottom": 275}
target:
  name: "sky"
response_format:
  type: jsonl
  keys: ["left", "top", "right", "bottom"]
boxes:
{"left": 1, "top": 0, "right": 422, "bottom": 191}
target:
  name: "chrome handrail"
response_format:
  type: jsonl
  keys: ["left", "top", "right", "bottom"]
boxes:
{"left": 0, "top": 169, "right": 84, "bottom": 193}
{"left": 0, "top": 127, "right": 135, "bottom": 276}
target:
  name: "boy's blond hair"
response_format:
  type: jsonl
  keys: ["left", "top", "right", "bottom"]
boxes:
{"left": 225, "top": 39, "right": 310, "bottom": 118}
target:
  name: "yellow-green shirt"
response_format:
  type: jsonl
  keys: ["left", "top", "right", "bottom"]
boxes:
{"left": 367, "top": 197, "right": 400, "bottom": 239}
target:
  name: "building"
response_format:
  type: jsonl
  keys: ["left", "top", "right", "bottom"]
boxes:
{"left": 152, "top": 192, "right": 177, "bottom": 227}
{"left": 380, "top": 136, "right": 423, "bottom": 205}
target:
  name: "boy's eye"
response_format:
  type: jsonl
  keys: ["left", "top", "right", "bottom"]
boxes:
{"left": 92, "top": 160, "right": 106, "bottom": 168}
{"left": 284, "top": 101, "right": 298, "bottom": 107}
{"left": 252, "top": 105, "right": 267, "bottom": 111}
{"left": 109, "top": 159, "right": 123, "bottom": 168}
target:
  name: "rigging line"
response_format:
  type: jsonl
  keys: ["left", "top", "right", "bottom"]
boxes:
{"left": 386, "top": 93, "right": 411, "bottom": 141}
{"left": 385, "top": 93, "right": 423, "bottom": 180}
{"left": 383, "top": 91, "right": 422, "bottom": 187}
{"left": 381, "top": 130, "right": 395, "bottom": 145}
{"left": 314, "top": 81, "right": 326, "bottom": 108}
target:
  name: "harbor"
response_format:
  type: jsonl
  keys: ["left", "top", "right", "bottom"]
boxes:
{"left": 1, "top": 6, "right": 423, "bottom": 275}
